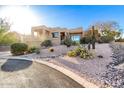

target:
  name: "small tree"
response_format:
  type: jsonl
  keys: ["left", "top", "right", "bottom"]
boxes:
{"left": 0, "top": 18, "right": 11, "bottom": 33}
{"left": 0, "top": 18, "right": 18, "bottom": 45}
{"left": 63, "top": 37, "right": 72, "bottom": 47}
{"left": 41, "top": 40, "right": 52, "bottom": 47}
{"left": 80, "top": 36, "right": 91, "bottom": 44}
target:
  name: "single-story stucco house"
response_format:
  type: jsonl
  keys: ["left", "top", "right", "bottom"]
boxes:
{"left": 31, "top": 25, "right": 84, "bottom": 45}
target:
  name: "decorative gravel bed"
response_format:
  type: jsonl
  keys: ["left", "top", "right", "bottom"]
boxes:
{"left": 101, "top": 42, "right": 124, "bottom": 88}
{"left": 36, "top": 43, "right": 124, "bottom": 88}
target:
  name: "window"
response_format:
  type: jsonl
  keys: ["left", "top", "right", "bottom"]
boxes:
{"left": 71, "top": 35, "right": 80, "bottom": 41}
{"left": 52, "top": 32, "right": 59, "bottom": 38}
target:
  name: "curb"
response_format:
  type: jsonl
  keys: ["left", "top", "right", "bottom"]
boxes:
{"left": 34, "top": 59, "right": 100, "bottom": 88}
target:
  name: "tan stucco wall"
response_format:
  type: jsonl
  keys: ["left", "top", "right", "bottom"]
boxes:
{"left": 31, "top": 25, "right": 83, "bottom": 46}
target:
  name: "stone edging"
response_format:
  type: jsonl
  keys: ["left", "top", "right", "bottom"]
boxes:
{"left": 7, "top": 57, "right": 100, "bottom": 88}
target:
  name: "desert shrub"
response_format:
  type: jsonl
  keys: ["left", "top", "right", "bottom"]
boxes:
{"left": 97, "top": 38, "right": 104, "bottom": 44}
{"left": 100, "top": 36, "right": 113, "bottom": 43}
{"left": 11, "top": 43, "right": 28, "bottom": 56}
{"left": 115, "top": 38, "right": 124, "bottom": 42}
{"left": 41, "top": 40, "right": 52, "bottom": 47}
{"left": 67, "top": 50, "right": 77, "bottom": 57}
{"left": 80, "top": 36, "right": 91, "bottom": 44}
{"left": 49, "top": 47, "right": 54, "bottom": 52}
{"left": 67, "top": 46, "right": 93, "bottom": 59}
{"left": 72, "top": 41, "right": 79, "bottom": 46}
{"left": 74, "top": 46, "right": 82, "bottom": 55}
{"left": 63, "top": 38, "right": 72, "bottom": 47}
{"left": 28, "top": 47, "right": 38, "bottom": 53}
{"left": 35, "top": 48, "right": 40, "bottom": 54}
{"left": 79, "top": 48, "right": 93, "bottom": 59}
{"left": 80, "top": 37, "right": 85, "bottom": 44}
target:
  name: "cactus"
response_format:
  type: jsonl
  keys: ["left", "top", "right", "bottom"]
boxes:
{"left": 91, "top": 26, "right": 96, "bottom": 49}
{"left": 88, "top": 42, "right": 91, "bottom": 50}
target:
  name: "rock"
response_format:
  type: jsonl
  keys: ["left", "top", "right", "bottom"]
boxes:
{"left": 97, "top": 55, "right": 104, "bottom": 58}
{"left": 45, "top": 58, "right": 50, "bottom": 61}
{"left": 51, "top": 55, "right": 56, "bottom": 58}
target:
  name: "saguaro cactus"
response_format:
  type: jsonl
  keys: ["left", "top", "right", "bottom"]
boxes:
{"left": 88, "top": 42, "right": 91, "bottom": 50}
{"left": 91, "top": 26, "right": 96, "bottom": 49}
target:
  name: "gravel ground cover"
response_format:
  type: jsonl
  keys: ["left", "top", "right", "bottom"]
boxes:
{"left": 20, "top": 44, "right": 113, "bottom": 87}
{"left": 47, "top": 44, "right": 113, "bottom": 87}
{"left": 33, "top": 43, "right": 124, "bottom": 87}
{"left": 101, "top": 43, "right": 124, "bottom": 88}
{"left": 1, "top": 43, "right": 124, "bottom": 87}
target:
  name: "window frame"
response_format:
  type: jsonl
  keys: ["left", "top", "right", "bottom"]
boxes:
{"left": 71, "top": 35, "right": 80, "bottom": 41}
{"left": 52, "top": 32, "right": 59, "bottom": 38}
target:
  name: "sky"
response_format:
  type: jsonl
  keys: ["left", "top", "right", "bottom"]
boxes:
{"left": 0, "top": 5, "right": 124, "bottom": 34}
{"left": 31, "top": 5, "right": 124, "bottom": 29}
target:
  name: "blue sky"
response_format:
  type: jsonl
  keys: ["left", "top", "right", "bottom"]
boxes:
{"left": 0, "top": 5, "right": 124, "bottom": 34}
{"left": 30, "top": 5, "right": 124, "bottom": 31}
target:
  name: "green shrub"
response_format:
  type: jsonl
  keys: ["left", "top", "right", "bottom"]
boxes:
{"left": 79, "top": 48, "right": 93, "bottom": 59}
{"left": 74, "top": 46, "right": 82, "bottom": 55}
{"left": 11, "top": 43, "right": 28, "bottom": 56}
{"left": 67, "top": 50, "right": 77, "bottom": 57}
{"left": 97, "top": 38, "right": 104, "bottom": 44}
{"left": 41, "top": 40, "right": 52, "bottom": 47}
{"left": 35, "top": 48, "right": 40, "bottom": 54}
{"left": 28, "top": 47, "right": 38, "bottom": 53}
{"left": 72, "top": 41, "right": 79, "bottom": 46}
{"left": 100, "top": 36, "right": 113, "bottom": 43}
{"left": 80, "top": 37, "right": 85, "bottom": 44}
{"left": 49, "top": 47, "right": 54, "bottom": 52}
{"left": 115, "top": 38, "right": 124, "bottom": 42}
{"left": 67, "top": 46, "right": 93, "bottom": 59}
{"left": 67, "top": 44, "right": 93, "bottom": 59}
{"left": 63, "top": 38, "right": 72, "bottom": 47}
{"left": 80, "top": 37, "right": 91, "bottom": 44}
{"left": 0, "top": 32, "right": 19, "bottom": 45}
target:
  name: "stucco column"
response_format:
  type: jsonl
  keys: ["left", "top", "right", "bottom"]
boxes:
{"left": 59, "top": 32, "right": 61, "bottom": 44}
{"left": 31, "top": 30, "right": 34, "bottom": 37}
{"left": 42, "top": 29, "right": 46, "bottom": 40}
{"left": 65, "top": 32, "right": 66, "bottom": 39}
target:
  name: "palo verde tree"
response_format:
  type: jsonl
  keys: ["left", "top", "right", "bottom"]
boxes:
{"left": 0, "top": 18, "right": 18, "bottom": 45}
{"left": 0, "top": 18, "right": 10, "bottom": 33}
{"left": 92, "top": 21, "right": 122, "bottom": 39}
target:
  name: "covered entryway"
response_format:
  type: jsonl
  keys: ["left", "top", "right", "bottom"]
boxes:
{"left": 60, "top": 32, "right": 66, "bottom": 42}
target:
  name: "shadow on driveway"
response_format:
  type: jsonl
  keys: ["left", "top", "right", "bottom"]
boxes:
{"left": 1, "top": 59, "right": 32, "bottom": 72}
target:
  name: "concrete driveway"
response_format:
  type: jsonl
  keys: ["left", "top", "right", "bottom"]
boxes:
{"left": 0, "top": 59, "right": 83, "bottom": 88}
{"left": 0, "top": 51, "right": 11, "bottom": 58}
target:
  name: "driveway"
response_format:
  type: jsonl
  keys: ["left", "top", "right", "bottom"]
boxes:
{"left": 0, "top": 59, "right": 83, "bottom": 88}
{"left": 0, "top": 51, "right": 11, "bottom": 58}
